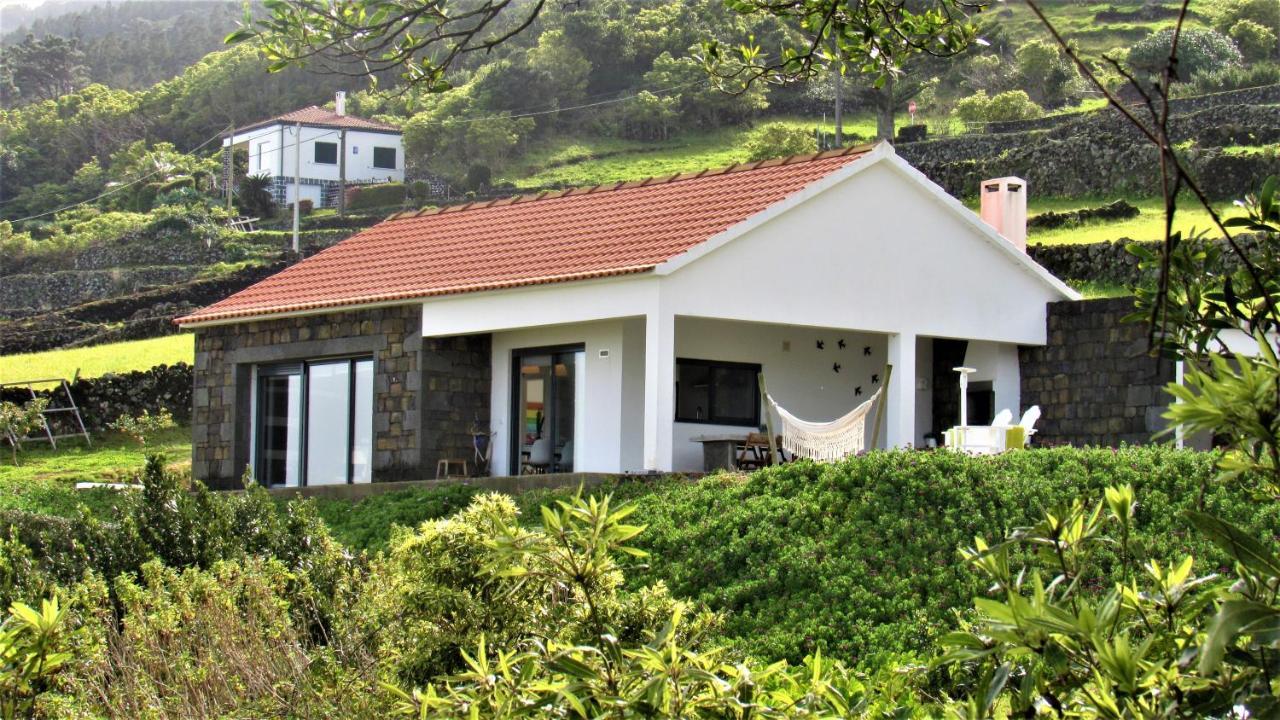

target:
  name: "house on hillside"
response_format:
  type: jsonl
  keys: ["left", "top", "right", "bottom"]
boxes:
{"left": 177, "top": 142, "right": 1080, "bottom": 489}
{"left": 223, "top": 92, "right": 403, "bottom": 210}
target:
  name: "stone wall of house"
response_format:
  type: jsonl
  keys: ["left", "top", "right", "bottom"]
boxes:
{"left": 1019, "top": 297, "right": 1175, "bottom": 447}
{"left": 191, "top": 304, "right": 491, "bottom": 488}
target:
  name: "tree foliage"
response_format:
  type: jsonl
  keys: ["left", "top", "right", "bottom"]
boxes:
{"left": 1127, "top": 28, "right": 1243, "bottom": 81}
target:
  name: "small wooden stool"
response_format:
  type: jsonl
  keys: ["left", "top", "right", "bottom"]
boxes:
{"left": 436, "top": 458, "right": 469, "bottom": 479}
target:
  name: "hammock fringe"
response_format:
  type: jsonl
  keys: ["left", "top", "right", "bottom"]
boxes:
{"left": 767, "top": 387, "right": 882, "bottom": 462}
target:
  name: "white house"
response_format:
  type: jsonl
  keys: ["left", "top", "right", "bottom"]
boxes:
{"left": 223, "top": 93, "right": 404, "bottom": 209}
{"left": 179, "top": 142, "right": 1080, "bottom": 488}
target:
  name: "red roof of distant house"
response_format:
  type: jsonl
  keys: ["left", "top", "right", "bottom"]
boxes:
{"left": 177, "top": 145, "right": 874, "bottom": 326}
{"left": 233, "top": 105, "right": 401, "bottom": 135}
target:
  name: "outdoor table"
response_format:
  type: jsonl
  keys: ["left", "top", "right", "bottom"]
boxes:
{"left": 690, "top": 433, "right": 749, "bottom": 472}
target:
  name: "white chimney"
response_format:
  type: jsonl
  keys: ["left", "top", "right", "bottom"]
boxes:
{"left": 335, "top": 91, "right": 347, "bottom": 116}
{"left": 979, "top": 177, "right": 1027, "bottom": 251}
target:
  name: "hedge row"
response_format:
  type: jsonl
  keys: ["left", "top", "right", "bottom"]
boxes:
{"left": 317, "top": 446, "right": 1277, "bottom": 667}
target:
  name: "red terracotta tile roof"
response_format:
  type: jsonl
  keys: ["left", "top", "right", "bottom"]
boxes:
{"left": 235, "top": 105, "right": 400, "bottom": 134}
{"left": 177, "top": 145, "right": 874, "bottom": 325}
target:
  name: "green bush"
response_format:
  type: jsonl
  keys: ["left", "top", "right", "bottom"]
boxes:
{"left": 1191, "top": 61, "right": 1280, "bottom": 93}
{"left": 743, "top": 123, "right": 818, "bottom": 162}
{"left": 1128, "top": 28, "right": 1243, "bottom": 81}
{"left": 953, "top": 90, "right": 1043, "bottom": 124}
{"left": 346, "top": 182, "right": 409, "bottom": 211}
{"left": 620, "top": 446, "right": 1280, "bottom": 664}
{"left": 1229, "top": 19, "right": 1278, "bottom": 62}
{"left": 314, "top": 483, "right": 482, "bottom": 551}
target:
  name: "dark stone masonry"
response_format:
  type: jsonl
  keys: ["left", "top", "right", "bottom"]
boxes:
{"left": 1019, "top": 297, "right": 1175, "bottom": 448}
{"left": 191, "top": 304, "right": 490, "bottom": 489}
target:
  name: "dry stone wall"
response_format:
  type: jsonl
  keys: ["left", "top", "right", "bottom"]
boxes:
{"left": 1019, "top": 297, "right": 1175, "bottom": 447}
{"left": 0, "top": 364, "right": 192, "bottom": 433}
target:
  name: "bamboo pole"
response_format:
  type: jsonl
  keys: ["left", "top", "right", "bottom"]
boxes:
{"left": 758, "top": 372, "right": 779, "bottom": 466}
{"left": 870, "top": 363, "right": 893, "bottom": 450}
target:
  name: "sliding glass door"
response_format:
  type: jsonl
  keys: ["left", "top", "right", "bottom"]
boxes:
{"left": 255, "top": 357, "right": 373, "bottom": 487}
{"left": 511, "top": 346, "right": 583, "bottom": 475}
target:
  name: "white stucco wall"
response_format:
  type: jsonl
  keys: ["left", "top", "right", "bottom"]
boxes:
{"left": 489, "top": 320, "right": 630, "bottom": 475}
{"left": 659, "top": 160, "right": 1065, "bottom": 346}
{"left": 229, "top": 124, "right": 404, "bottom": 188}
{"left": 962, "top": 340, "right": 1022, "bottom": 423}
{"left": 671, "top": 317, "right": 887, "bottom": 471}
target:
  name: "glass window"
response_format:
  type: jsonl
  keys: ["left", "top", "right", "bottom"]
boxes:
{"left": 254, "top": 357, "right": 373, "bottom": 487}
{"left": 305, "top": 361, "right": 352, "bottom": 486}
{"left": 675, "top": 359, "right": 761, "bottom": 426}
{"left": 256, "top": 370, "right": 302, "bottom": 487}
{"left": 372, "top": 146, "right": 396, "bottom": 169}
{"left": 314, "top": 141, "right": 338, "bottom": 164}
{"left": 352, "top": 359, "right": 373, "bottom": 482}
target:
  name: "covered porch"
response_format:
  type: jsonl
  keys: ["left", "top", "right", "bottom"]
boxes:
{"left": 425, "top": 288, "right": 1023, "bottom": 475}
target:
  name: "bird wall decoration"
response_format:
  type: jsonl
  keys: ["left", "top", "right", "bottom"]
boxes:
{"left": 871, "top": 373, "right": 880, "bottom": 383}
{"left": 816, "top": 340, "right": 824, "bottom": 350}
{"left": 832, "top": 362, "right": 841, "bottom": 373}
{"left": 855, "top": 386, "right": 863, "bottom": 396}
{"left": 837, "top": 339, "right": 846, "bottom": 349}
{"left": 863, "top": 346, "right": 872, "bottom": 356}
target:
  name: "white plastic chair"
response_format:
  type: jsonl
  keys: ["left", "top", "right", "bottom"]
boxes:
{"left": 1017, "top": 406, "right": 1042, "bottom": 444}
{"left": 992, "top": 409, "right": 1014, "bottom": 427}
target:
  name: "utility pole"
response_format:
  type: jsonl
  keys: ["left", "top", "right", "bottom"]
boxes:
{"left": 292, "top": 121, "right": 301, "bottom": 253}
{"left": 338, "top": 129, "right": 347, "bottom": 217}
{"left": 224, "top": 122, "right": 234, "bottom": 211}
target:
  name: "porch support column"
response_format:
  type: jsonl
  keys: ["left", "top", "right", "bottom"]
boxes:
{"left": 885, "top": 332, "right": 917, "bottom": 448}
{"left": 643, "top": 308, "right": 675, "bottom": 471}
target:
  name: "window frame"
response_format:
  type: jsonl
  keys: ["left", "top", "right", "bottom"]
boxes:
{"left": 313, "top": 141, "right": 338, "bottom": 165}
{"left": 674, "top": 357, "right": 762, "bottom": 427}
{"left": 372, "top": 146, "right": 397, "bottom": 170}
{"left": 254, "top": 355, "right": 373, "bottom": 487}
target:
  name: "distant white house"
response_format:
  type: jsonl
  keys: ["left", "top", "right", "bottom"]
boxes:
{"left": 223, "top": 92, "right": 403, "bottom": 209}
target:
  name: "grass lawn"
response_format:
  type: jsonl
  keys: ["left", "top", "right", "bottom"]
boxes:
{"left": 1015, "top": 196, "right": 1249, "bottom": 246}
{"left": 503, "top": 115, "right": 891, "bottom": 189}
{"left": 0, "top": 426, "right": 191, "bottom": 518}
{"left": 987, "top": 0, "right": 1209, "bottom": 55}
{"left": 0, "top": 334, "right": 194, "bottom": 385}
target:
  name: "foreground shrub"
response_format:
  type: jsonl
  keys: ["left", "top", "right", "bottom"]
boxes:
{"left": 3, "top": 455, "right": 357, "bottom": 633}
{"left": 623, "top": 446, "right": 1280, "bottom": 664}
{"left": 46, "top": 558, "right": 385, "bottom": 718}
{"left": 380, "top": 490, "right": 933, "bottom": 718}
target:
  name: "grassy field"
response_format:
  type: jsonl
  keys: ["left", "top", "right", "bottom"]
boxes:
{"left": 1024, "top": 196, "right": 1248, "bottom": 246}
{"left": 0, "top": 426, "right": 191, "bottom": 517}
{"left": 0, "top": 333, "right": 194, "bottom": 385}
{"left": 503, "top": 116, "right": 887, "bottom": 189}
{"left": 986, "top": 0, "right": 1209, "bottom": 54}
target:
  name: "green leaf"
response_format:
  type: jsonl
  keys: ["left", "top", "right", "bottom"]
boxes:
{"left": 1185, "top": 511, "right": 1280, "bottom": 579}
{"left": 1200, "top": 599, "right": 1280, "bottom": 674}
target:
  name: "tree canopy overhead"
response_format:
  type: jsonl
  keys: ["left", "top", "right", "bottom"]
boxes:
{"left": 228, "top": 0, "right": 552, "bottom": 92}
{"left": 700, "top": 0, "right": 986, "bottom": 90}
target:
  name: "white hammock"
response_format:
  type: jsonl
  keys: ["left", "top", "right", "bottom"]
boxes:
{"left": 767, "top": 387, "right": 882, "bottom": 461}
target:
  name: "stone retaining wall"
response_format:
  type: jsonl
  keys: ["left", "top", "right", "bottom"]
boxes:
{"left": 191, "top": 304, "right": 491, "bottom": 489}
{"left": 0, "top": 364, "right": 192, "bottom": 433}
{"left": 1, "top": 266, "right": 203, "bottom": 313}
{"left": 1019, "top": 297, "right": 1174, "bottom": 447}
